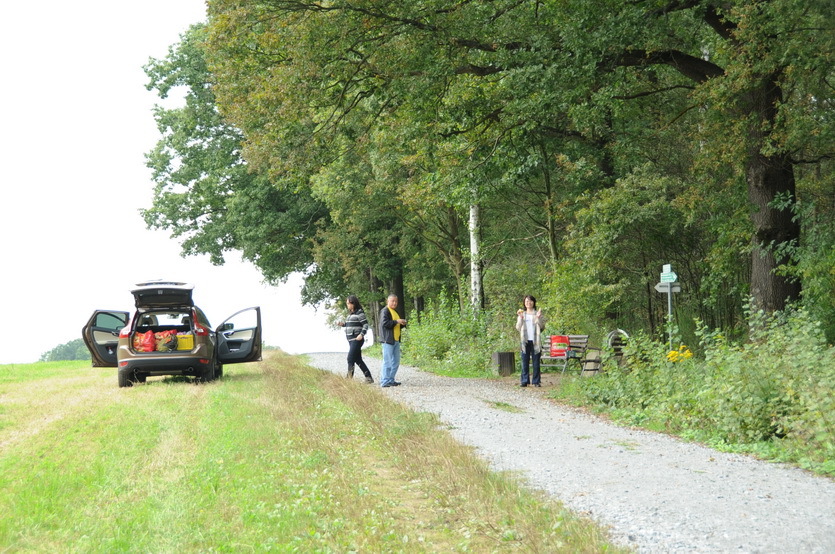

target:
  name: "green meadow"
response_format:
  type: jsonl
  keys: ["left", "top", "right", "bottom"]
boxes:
{"left": 0, "top": 353, "right": 625, "bottom": 552}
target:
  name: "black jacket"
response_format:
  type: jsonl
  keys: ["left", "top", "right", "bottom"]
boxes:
{"left": 378, "top": 306, "right": 402, "bottom": 345}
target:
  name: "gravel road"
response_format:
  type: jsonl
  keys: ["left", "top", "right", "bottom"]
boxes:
{"left": 305, "top": 352, "right": 835, "bottom": 553}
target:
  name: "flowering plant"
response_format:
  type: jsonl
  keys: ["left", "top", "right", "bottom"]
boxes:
{"left": 667, "top": 344, "right": 693, "bottom": 362}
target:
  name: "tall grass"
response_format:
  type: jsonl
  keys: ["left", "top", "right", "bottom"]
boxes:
{"left": 0, "top": 353, "right": 625, "bottom": 552}
{"left": 552, "top": 308, "right": 835, "bottom": 476}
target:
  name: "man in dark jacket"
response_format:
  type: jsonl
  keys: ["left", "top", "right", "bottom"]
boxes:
{"left": 378, "top": 294, "right": 407, "bottom": 387}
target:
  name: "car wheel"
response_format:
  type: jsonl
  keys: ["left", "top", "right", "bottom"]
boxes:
{"left": 200, "top": 362, "right": 215, "bottom": 383}
{"left": 118, "top": 369, "right": 134, "bottom": 388}
{"left": 216, "top": 362, "right": 224, "bottom": 379}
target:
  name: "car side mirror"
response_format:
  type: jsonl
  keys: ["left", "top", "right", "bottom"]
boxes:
{"left": 220, "top": 323, "right": 234, "bottom": 332}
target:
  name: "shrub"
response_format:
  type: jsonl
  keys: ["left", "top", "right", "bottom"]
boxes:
{"left": 404, "top": 297, "right": 512, "bottom": 377}
{"left": 562, "top": 308, "right": 835, "bottom": 475}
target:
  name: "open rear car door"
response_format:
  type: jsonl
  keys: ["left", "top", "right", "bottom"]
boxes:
{"left": 82, "top": 310, "right": 130, "bottom": 367}
{"left": 217, "top": 307, "right": 262, "bottom": 364}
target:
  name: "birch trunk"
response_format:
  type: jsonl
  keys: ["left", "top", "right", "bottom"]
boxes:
{"left": 469, "top": 203, "right": 484, "bottom": 310}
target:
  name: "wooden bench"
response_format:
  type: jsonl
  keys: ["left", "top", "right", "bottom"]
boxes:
{"left": 541, "top": 334, "right": 602, "bottom": 376}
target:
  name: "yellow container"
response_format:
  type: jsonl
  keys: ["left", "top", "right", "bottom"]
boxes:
{"left": 176, "top": 334, "right": 195, "bottom": 351}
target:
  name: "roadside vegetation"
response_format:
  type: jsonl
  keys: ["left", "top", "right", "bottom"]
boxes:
{"left": 551, "top": 309, "right": 835, "bottom": 478}
{"left": 0, "top": 353, "right": 626, "bottom": 552}
{"left": 401, "top": 302, "right": 835, "bottom": 478}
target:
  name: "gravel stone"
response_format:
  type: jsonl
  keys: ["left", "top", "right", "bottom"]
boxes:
{"left": 306, "top": 352, "right": 835, "bottom": 553}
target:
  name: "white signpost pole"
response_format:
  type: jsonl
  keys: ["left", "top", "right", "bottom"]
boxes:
{"left": 656, "top": 264, "right": 680, "bottom": 351}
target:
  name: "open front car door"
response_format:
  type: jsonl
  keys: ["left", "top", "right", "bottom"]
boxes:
{"left": 216, "top": 307, "right": 262, "bottom": 364}
{"left": 82, "top": 310, "right": 130, "bottom": 367}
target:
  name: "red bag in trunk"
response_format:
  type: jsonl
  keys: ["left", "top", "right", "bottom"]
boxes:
{"left": 139, "top": 330, "right": 156, "bottom": 352}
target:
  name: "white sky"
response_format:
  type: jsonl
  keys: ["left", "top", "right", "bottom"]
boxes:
{"left": 0, "top": 1, "right": 347, "bottom": 363}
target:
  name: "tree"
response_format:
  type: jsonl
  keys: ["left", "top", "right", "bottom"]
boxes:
{"left": 41, "top": 339, "right": 90, "bottom": 362}
{"left": 195, "top": 0, "right": 832, "bottom": 330}
{"left": 562, "top": 0, "right": 834, "bottom": 312}
{"left": 143, "top": 24, "right": 329, "bottom": 284}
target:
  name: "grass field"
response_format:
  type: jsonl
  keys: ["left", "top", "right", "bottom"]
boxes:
{"left": 0, "top": 352, "right": 626, "bottom": 552}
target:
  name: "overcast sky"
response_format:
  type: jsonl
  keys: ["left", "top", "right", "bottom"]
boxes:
{"left": 0, "top": 1, "right": 346, "bottom": 363}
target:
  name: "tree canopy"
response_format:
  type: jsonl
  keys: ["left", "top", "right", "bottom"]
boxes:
{"left": 143, "top": 1, "right": 835, "bottom": 341}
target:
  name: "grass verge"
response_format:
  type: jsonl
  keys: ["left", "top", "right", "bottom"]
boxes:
{"left": 0, "top": 353, "right": 626, "bottom": 552}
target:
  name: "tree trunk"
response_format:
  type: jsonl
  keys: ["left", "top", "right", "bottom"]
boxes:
{"left": 442, "top": 207, "right": 469, "bottom": 309}
{"left": 746, "top": 151, "right": 801, "bottom": 312}
{"left": 390, "top": 270, "right": 406, "bottom": 320}
{"left": 413, "top": 295, "right": 425, "bottom": 322}
{"left": 744, "top": 78, "right": 801, "bottom": 313}
{"left": 469, "top": 203, "right": 485, "bottom": 310}
{"left": 619, "top": 36, "right": 803, "bottom": 315}
{"left": 369, "top": 271, "right": 384, "bottom": 340}
{"left": 539, "top": 142, "right": 560, "bottom": 265}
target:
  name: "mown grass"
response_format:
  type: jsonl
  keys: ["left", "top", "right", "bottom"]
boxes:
{"left": 0, "top": 353, "right": 626, "bottom": 552}
{"left": 0, "top": 360, "right": 91, "bottom": 384}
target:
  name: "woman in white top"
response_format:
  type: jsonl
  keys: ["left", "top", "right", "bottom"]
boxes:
{"left": 515, "top": 295, "right": 546, "bottom": 387}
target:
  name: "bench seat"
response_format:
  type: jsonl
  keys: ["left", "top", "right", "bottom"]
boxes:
{"left": 541, "top": 334, "right": 602, "bottom": 375}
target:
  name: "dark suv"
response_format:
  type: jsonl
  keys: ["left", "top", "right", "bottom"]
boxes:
{"left": 82, "top": 281, "right": 262, "bottom": 387}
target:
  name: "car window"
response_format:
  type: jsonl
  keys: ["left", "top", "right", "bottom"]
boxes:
{"left": 154, "top": 312, "right": 187, "bottom": 325}
{"left": 223, "top": 308, "right": 258, "bottom": 331}
{"left": 135, "top": 311, "right": 192, "bottom": 330}
{"left": 195, "top": 307, "right": 212, "bottom": 328}
{"left": 96, "top": 312, "right": 128, "bottom": 330}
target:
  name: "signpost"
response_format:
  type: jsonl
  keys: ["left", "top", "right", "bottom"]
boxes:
{"left": 656, "top": 264, "right": 680, "bottom": 350}
{"left": 654, "top": 282, "right": 681, "bottom": 293}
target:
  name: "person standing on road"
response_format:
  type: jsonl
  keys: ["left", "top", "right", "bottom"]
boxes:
{"left": 516, "top": 295, "right": 546, "bottom": 387}
{"left": 379, "top": 293, "right": 407, "bottom": 388}
{"left": 337, "top": 295, "right": 374, "bottom": 383}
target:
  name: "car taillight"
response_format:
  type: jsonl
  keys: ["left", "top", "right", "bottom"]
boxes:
{"left": 119, "top": 326, "right": 130, "bottom": 338}
{"left": 194, "top": 323, "right": 209, "bottom": 336}
{"left": 119, "top": 361, "right": 129, "bottom": 367}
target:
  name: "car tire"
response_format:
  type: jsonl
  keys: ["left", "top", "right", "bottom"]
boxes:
{"left": 200, "top": 362, "right": 215, "bottom": 383}
{"left": 216, "top": 362, "right": 224, "bottom": 379}
{"left": 118, "top": 369, "right": 134, "bottom": 388}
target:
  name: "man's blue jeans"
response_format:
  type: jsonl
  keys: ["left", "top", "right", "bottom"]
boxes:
{"left": 381, "top": 341, "right": 401, "bottom": 386}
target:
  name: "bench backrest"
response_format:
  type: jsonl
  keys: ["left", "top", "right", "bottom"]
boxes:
{"left": 543, "top": 334, "right": 590, "bottom": 358}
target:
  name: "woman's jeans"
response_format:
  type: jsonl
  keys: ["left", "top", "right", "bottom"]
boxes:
{"left": 381, "top": 341, "right": 401, "bottom": 386}
{"left": 521, "top": 340, "right": 541, "bottom": 385}
{"left": 347, "top": 337, "right": 371, "bottom": 377}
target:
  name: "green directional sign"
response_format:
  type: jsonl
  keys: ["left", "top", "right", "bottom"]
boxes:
{"left": 660, "top": 271, "right": 678, "bottom": 283}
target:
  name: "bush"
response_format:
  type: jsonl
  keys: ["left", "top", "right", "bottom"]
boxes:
{"left": 404, "top": 297, "right": 512, "bottom": 377}
{"left": 562, "top": 308, "right": 835, "bottom": 475}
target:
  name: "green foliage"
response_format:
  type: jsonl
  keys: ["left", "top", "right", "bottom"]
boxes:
{"left": 787, "top": 200, "right": 835, "bottom": 342}
{"left": 143, "top": 23, "right": 328, "bottom": 284}
{"left": 559, "top": 308, "right": 835, "bottom": 476}
{"left": 143, "top": 2, "right": 835, "bottom": 346}
{"left": 404, "top": 296, "right": 513, "bottom": 377}
{"left": 39, "top": 339, "right": 90, "bottom": 362}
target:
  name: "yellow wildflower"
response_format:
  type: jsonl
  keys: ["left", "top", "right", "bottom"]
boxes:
{"left": 667, "top": 345, "right": 693, "bottom": 362}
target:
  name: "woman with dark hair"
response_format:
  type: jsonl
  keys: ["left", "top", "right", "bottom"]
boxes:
{"left": 515, "top": 295, "right": 546, "bottom": 387}
{"left": 338, "top": 295, "right": 374, "bottom": 383}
